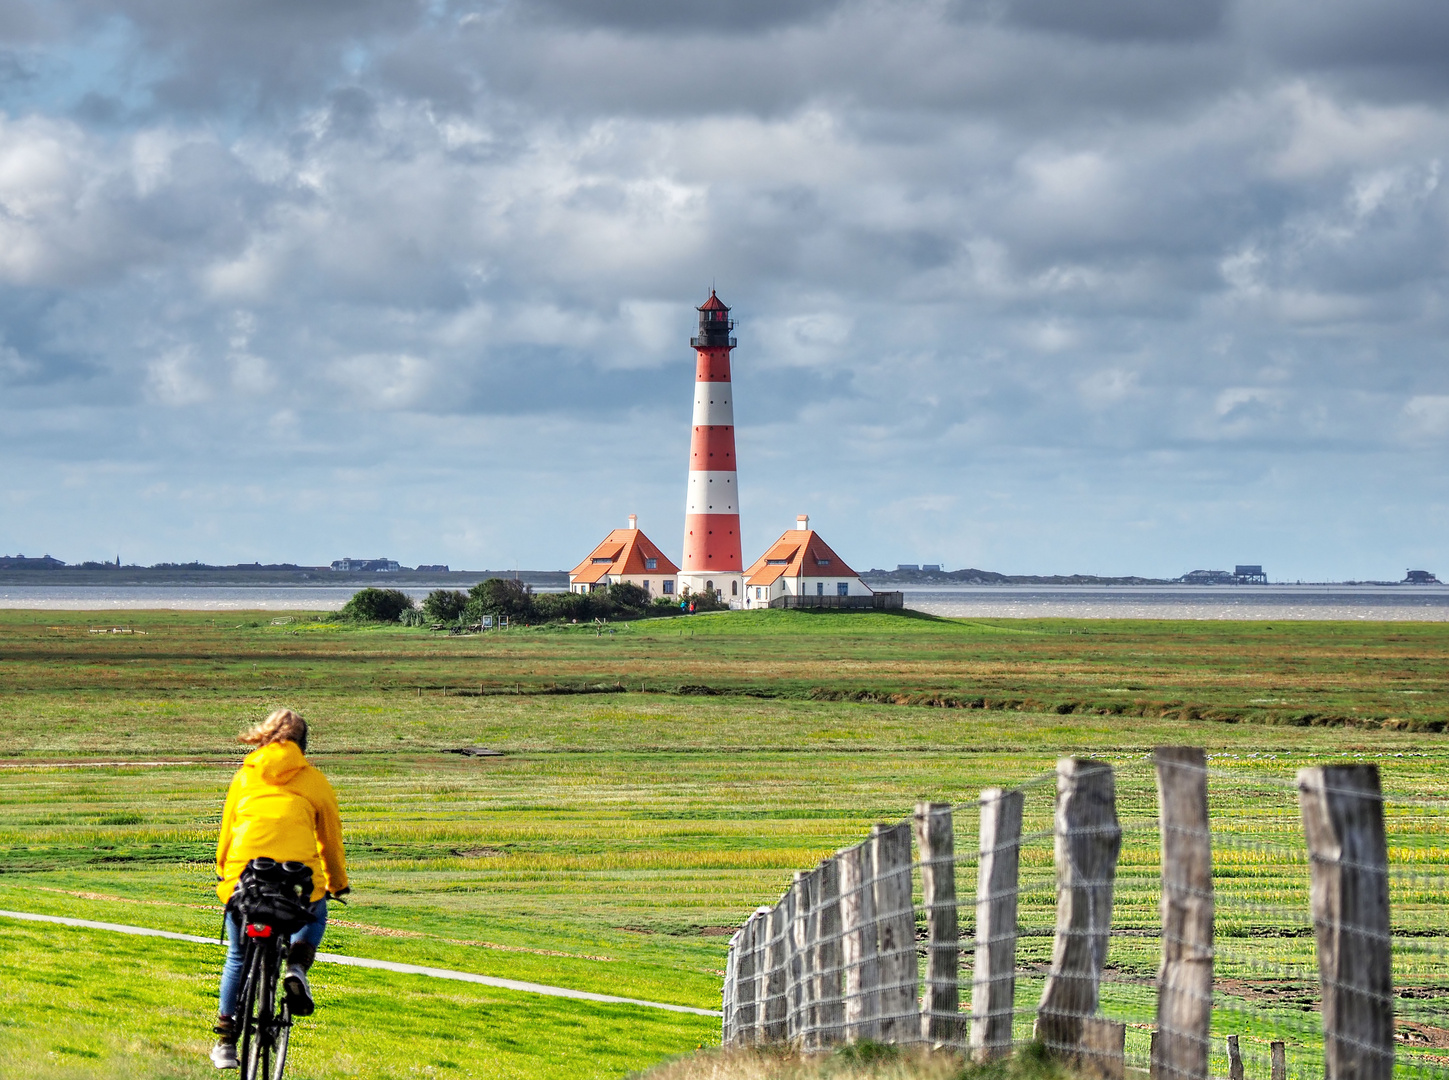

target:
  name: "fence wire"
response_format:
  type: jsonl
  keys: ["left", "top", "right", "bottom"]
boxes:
{"left": 722, "top": 753, "right": 1449, "bottom": 1080}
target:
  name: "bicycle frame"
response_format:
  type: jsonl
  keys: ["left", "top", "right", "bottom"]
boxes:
{"left": 237, "top": 922, "right": 293, "bottom": 1080}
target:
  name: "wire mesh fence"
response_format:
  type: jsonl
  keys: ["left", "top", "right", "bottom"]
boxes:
{"left": 721, "top": 748, "right": 1449, "bottom": 1080}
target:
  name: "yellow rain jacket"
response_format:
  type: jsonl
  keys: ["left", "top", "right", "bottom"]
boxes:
{"left": 215, "top": 740, "right": 348, "bottom": 905}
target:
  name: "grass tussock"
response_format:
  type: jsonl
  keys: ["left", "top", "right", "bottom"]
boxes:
{"left": 635, "top": 1043, "right": 1069, "bottom": 1080}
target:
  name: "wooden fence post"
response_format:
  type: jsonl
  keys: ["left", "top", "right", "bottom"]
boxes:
{"left": 731, "top": 911, "right": 760, "bottom": 1045}
{"left": 790, "top": 868, "right": 820, "bottom": 1047}
{"left": 971, "top": 786, "right": 1024, "bottom": 1060}
{"left": 1226, "top": 1035, "right": 1244, "bottom": 1080}
{"left": 915, "top": 801, "right": 961, "bottom": 1048}
{"left": 813, "top": 857, "right": 845, "bottom": 1046}
{"left": 839, "top": 840, "right": 880, "bottom": 1042}
{"left": 762, "top": 899, "right": 789, "bottom": 1041}
{"left": 750, "top": 905, "right": 771, "bottom": 1045}
{"left": 1298, "top": 765, "right": 1394, "bottom": 1080}
{"left": 1036, "top": 758, "right": 1122, "bottom": 1055}
{"left": 872, "top": 821, "right": 920, "bottom": 1043}
{"left": 1079, "top": 1017, "right": 1127, "bottom": 1080}
{"left": 722, "top": 929, "right": 738, "bottom": 1045}
{"left": 1270, "top": 1041, "right": 1285, "bottom": 1080}
{"left": 784, "top": 873, "right": 808, "bottom": 1044}
{"left": 1154, "top": 746, "right": 1213, "bottom": 1080}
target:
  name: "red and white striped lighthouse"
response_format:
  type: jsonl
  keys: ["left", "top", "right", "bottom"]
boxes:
{"left": 678, "top": 289, "right": 744, "bottom": 605}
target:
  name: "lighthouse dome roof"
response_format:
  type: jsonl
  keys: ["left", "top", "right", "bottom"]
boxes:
{"left": 698, "top": 289, "right": 729, "bottom": 312}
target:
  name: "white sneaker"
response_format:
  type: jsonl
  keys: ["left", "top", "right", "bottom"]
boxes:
{"left": 210, "top": 1042, "right": 239, "bottom": 1070}
{"left": 283, "top": 965, "right": 314, "bottom": 1017}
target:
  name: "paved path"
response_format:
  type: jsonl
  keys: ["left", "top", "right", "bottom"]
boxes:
{"left": 0, "top": 909, "right": 721, "bottom": 1018}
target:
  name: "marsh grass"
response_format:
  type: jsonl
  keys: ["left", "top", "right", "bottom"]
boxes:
{"left": 633, "top": 1042, "right": 1071, "bottom": 1080}
{"left": 2, "top": 609, "right": 1446, "bottom": 1077}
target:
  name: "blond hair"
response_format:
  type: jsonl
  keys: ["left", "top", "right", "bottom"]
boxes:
{"left": 239, "top": 708, "right": 307, "bottom": 749}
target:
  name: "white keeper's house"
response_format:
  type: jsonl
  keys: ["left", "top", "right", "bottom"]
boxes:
{"left": 741, "top": 515, "right": 876, "bottom": 609}
{"left": 568, "top": 515, "right": 679, "bottom": 598}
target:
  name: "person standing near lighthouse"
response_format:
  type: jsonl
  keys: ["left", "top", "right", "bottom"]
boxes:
{"left": 678, "top": 290, "right": 745, "bottom": 606}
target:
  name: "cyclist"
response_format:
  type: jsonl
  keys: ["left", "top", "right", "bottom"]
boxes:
{"left": 210, "top": 709, "right": 348, "bottom": 1070}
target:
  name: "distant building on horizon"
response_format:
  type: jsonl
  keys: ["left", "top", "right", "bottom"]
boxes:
{"left": 0, "top": 554, "right": 65, "bottom": 569}
{"left": 1179, "top": 565, "right": 1267, "bottom": 585}
{"left": 415, "top": 564, "right": 450, "bottom": 573}
{"left": 896, "top": 564, "right": 919, "bottom": 572}
{"left": 1405, "top": 569, "right": 1441, "bottom": 585}
{"left": 331, "top": 558, "right": 402, "bottom": 572}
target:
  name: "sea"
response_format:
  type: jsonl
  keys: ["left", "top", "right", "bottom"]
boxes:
{"left": 2, "top": 582, "right": 1447, "bottom": 620}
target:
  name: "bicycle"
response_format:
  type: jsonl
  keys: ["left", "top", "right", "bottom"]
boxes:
{"left": 235, "top": 910, "right": 294, "bottom": 1080}
{"left": 230, "top": 859, "right": 347, "bottom": 1080}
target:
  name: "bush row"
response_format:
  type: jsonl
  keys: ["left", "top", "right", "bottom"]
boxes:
{"left": 337, "top": 578, "right": 728, "bottom": 627}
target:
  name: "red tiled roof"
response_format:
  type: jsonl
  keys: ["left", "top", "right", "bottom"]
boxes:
{"left": 569, "top": 528, "right": 679, "bottom": 583}
{"left": 743, "top": 530, "right": 863, "bottom": 587}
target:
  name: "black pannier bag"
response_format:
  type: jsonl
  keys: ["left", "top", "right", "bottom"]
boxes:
{"left": 230, "top": 857, "right": 317, "bottom": 935}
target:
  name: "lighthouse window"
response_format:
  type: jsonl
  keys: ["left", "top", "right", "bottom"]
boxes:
{"left": 731, "top": 581, "right": 738, "bottom": 596}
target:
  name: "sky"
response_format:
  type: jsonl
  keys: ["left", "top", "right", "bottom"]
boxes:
{"left": 1, "top": 1, "right": 1448, "bottom": 580}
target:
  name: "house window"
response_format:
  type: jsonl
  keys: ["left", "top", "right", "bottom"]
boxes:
{"left": 592, "top": 557, "right": 612, "bottom": 564}
{"left": 663, "top": 581, "right": 674, "bottom": 595}
{"left": 731, "top": 581, "right": 738, "bottom": 596}
{"left": 837, "top": 582, "right": 849, "bottom": 596}
{"left": 756, "top": 587, "right": 762, "bottom": 599}
{"left": 817, "top": 559, "right": 830, "bottom": 566}
{"left": 645, "top": 558, "right": 657, "bottom": 569}
{"left": 766, "top": 558, "right": 789, "bottom": 565}
{"left": 643, "top": 579, "right": 651, "bottom": 592}
{"left": 816, "top": 582, "right": 824, "bottom": 595}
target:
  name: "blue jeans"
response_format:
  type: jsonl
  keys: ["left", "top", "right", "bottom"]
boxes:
{"left": 219, "top": 898, "right": 327, "bottom": 1018}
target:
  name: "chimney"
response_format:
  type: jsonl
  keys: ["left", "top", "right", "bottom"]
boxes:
{"left": 628, "top": 514, "right": 638, "bottom": 530}
{"left": 797, "top": 514, "right": 809, "bottom": 532}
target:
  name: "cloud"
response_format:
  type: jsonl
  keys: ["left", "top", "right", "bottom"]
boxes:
{"left": 0, "top": 0, "right": 1448, "bottom": 579}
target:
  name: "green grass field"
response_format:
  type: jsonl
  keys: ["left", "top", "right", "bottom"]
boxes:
{"left": 2, "top": 609, "right": 1446, "bottom": 1078}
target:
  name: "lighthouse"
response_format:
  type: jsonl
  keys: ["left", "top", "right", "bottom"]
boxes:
{"left": 678, "top": 289, "right": 744, "bottom": 605}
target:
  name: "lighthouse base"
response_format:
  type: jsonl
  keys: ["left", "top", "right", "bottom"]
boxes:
{"left": 677, "top": 571, "right": 744, "bottom": 609}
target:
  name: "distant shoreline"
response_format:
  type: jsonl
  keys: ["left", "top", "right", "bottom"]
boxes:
{"left": 0, "top": 567, "right": 569, "bottom": 588}
{"left": 0, "top": 565, "right": 1439, "bottom": 588}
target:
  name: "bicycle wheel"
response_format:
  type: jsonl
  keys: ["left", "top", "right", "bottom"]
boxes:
{"left": 241, "top": 938, "right": 281, "bottom": 1080}
{"left": 270, "top": 997, "right": 292, "bottom": 1080}
{"left": 236, "top": 939, "right": 265, "bottom": 1080}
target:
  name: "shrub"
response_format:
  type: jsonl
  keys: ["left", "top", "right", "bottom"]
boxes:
{"left": 681, "top": 586, "right": 731, "bottom": 612}
{"left": 534, "top": 590, "right": 593, "bottom": 622}
{"left": 422, "top": 589, "right": 469, "bottom": 623}
{"left": 339, "top": 588, "right": 416, "bottom": 623}
{"left": 605, "top": 581, "right": 651, "bottom": 614}
{"left": 467, "top": 577, "right": 534, "bottom": 621}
